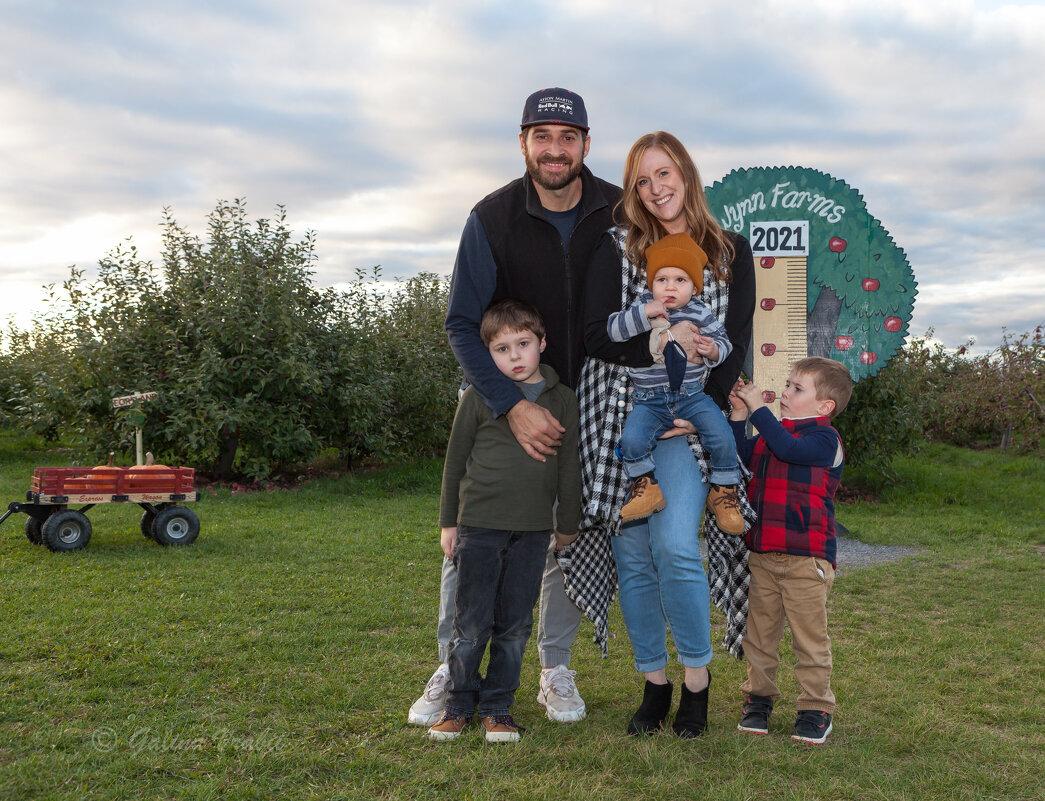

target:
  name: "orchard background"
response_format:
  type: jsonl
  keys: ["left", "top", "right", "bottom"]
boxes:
{"left": 1, "top": 201, "right": 1041, "bottom": 484}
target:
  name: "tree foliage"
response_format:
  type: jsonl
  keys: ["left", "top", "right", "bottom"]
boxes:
{"left": 835, "top": 326, "right": 1045, "bottom": 485}
{"left": 833, "top": 355, "right": 925, "bottom": 482}
{"left": 1, "top": 200, "right": 461, "bottom": 479}
{"left": 903, "top": 327, "right": 1045, "bottom": 453}
{"left": 3, "top": 199, "right": 1040, "bottom": 487}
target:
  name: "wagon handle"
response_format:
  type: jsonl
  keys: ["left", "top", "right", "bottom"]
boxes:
{"left": 0, "top": 502, "right": 23, "bottom": 528}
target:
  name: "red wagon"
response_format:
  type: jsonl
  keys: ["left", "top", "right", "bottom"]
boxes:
{"left": 0, "top": 463, "right": 201, "bottom": 551}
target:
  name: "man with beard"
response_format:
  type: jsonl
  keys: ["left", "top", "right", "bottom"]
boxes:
{"left": 408, "top": 87, "right": 624, "bottom": 727}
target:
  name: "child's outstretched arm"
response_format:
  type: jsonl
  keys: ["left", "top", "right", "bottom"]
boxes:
{"left": 735, "top": 380, "right": 766, "bottom": 414}
{"left": 749, "top": 407, "right": 841, "bottom": 467}
{"left": 728, "top": 379, "right": 749, "bottom": 421}
{"left": 729, "top": 379, "right": 759, "bottom": 466}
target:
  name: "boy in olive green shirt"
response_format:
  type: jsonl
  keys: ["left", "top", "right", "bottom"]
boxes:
{"left": 428, "top": 299, "right": 581, "bottom": 744}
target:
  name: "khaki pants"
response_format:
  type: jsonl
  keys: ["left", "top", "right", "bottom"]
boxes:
{"left": 741, "top": 551, "right": 836, "bottom": 713}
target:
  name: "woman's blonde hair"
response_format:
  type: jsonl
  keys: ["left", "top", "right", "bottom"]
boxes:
{"left": 617, "top": 131, "right": 734, "bottom": 283}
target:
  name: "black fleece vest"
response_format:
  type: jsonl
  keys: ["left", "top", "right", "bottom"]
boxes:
{"left": 474, "top": 166, "right": 621, "bottom": 389}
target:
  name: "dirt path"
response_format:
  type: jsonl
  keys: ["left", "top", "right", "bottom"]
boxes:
{"left": 835, "top": 534, "right": 922, "bottom": 573}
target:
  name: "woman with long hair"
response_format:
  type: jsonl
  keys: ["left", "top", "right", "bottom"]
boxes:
{"left": 569, "top": 131, "right": 755, "bottom": 737}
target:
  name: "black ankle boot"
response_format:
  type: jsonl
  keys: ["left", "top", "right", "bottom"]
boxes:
{"left": 627, "top": 680, "right": 673, "bottom": 735}
{"left": 672, "top": 671, "right": 711, "bottom": 738}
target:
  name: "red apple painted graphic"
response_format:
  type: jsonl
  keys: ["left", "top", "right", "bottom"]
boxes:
{"left": 760, "top": 257, "right": 775, "bottom": 269}
{"left": 762, "top": 391, "right": 776, "bottom": 403}
{"left": 884, "top": 316, "right": 902, "bottom": 332}
{"left": 828, "top": 237, "right": 847, "bottom": 253}
{"left": 860, "top": 351, "right": 878, "bottom": 365}
{"left": 834, "top": 335, "right": 854, "bottom": 351}
{"left": 760, "top": 298, "right": 776, "bottom": 311}
{"left": 760, "top": 343, "right": 776, "bottom": 356}
{"left": 861, "top": 278, "right": 881, "bottom": 292}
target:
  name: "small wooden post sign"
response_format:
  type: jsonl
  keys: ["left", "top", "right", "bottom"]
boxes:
{"left": 112, "top": 391, "right": 158, "bottom": 466}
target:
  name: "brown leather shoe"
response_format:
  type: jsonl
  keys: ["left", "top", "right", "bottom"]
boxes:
{"left": 426, "top": 711, "right": 470, "bottom": 741}
{"left": 481, "top": 714, "right": 523, "bottom": 743}
{"left": 620, "top": 476, "right": 667, "bottom": 522}
{"left": 706, "top": 484, "right": 745, "bottom": 535}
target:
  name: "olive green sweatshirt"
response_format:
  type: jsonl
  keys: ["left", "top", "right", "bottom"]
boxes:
{"left": 439, "top": 364, "right": 581, "bottom": 535}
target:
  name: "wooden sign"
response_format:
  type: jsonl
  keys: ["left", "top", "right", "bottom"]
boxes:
{"left": 112, "top": 391, "right": 158, "bottom": 408}
{"left": 706, "top": 167, "right": 917, "bottom": 414}
{"left": 111, "top": 390, "right": 159, "bottom": 464}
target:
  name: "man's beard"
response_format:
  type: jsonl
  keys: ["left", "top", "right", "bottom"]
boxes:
{"left": 525, "top": 152, "right": 584, "bottom": 191}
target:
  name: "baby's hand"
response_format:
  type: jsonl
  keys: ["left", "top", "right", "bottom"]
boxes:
{"left": 644, "top": 300, "right": 668, "bottom": 321}
{"left": 694, "top": 335, "right": 719, "bottom": 362}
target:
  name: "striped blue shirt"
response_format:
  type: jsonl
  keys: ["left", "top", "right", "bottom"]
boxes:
{"left": 606, "top": 292, "right": 732, "bottom": 390}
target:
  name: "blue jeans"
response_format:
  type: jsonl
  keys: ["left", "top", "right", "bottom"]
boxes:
{"left": 611, "top": 435, "right": 713, "bottom": 672}
{"left": 435, "top": 534, "right": 583, "bottom": 667}
{"left": 445, "top": 525, "right": 548, "bottom": 718}
{"left": 618, "top": 381, "right": 740, "bottom": 486}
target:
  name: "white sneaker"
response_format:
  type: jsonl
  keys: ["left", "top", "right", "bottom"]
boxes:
{"left": 537, "top": 665, "right": 587, "bottom": 722}
{"left": 408, "top": 663, "right": 450, "bottom": 726}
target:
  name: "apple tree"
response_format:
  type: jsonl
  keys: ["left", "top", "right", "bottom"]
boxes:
{"left": 707, "top": 167, "right": 917, "bottom": 381}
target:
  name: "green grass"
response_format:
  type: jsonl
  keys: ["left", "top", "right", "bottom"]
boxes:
{"left": 1, "top": 434, "right": 1042, "bottom": 800}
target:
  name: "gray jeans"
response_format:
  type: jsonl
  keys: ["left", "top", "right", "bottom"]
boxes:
{"left": 437, "top": 533, "right": 582, "bottom": 667}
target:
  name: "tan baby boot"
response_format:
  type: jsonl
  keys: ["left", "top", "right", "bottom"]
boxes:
{"left": 706, "top": 484, "right": 745, "bottom": 535}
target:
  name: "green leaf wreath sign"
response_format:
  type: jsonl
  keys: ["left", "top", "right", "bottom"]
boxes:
{"left": 706, "top": 167, "right": 917, "bottom": 405}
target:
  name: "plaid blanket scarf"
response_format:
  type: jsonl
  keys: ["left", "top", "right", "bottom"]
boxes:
{"left": 556, "top": 227, "right": 753, "bottom": 658}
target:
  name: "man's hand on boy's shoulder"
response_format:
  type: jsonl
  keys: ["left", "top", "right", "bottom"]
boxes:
{"left": 506, "top": 399, "right": 565, "bottom": 462}
{"left": 440, "top": 526, "right": 457, "bottom": 559}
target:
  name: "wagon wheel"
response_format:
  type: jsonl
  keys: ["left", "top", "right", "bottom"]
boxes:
{"left": 25, "top": 516, "right": 44, "bottom": 545}
{"left": 41, "top": 510, "right": 92, "bottom": 552}
{"left": 151, "top": 506, "right": 200, "bottom": 546}
{"left": 140, "top": 509, "right": 157, "bottom": 540}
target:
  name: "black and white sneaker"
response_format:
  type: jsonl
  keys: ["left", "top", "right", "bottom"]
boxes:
{"left": 737, "top": 694, "right": 773, "bottom": 735}
{"left": 791, "top": 710, "right": 832, "bottom": 744}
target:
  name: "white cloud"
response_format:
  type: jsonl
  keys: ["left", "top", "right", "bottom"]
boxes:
{"left": 1, "top": 0, "right": 1044, "bottom": 356}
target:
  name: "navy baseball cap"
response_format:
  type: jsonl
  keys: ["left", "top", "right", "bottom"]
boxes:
{"left": 520, "top": 88, "right": 589, "bottom": 132}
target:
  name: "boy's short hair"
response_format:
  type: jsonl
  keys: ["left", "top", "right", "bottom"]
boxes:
{"left": 793, "top": 357, "right": 854, "bottom": 418}
{"left": 480, "top": 298, "right": 546, "bottom": 346}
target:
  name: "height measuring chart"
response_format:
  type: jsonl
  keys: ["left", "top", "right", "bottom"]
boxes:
{"left": 706, "top": 167, "right": 918, "bottom": 412}
{"left": 749, "top": 220, "right": 809, "bottom": 415}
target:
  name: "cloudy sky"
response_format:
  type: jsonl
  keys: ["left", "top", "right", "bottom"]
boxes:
{"left": 2, "top": 0, "right": 1043, "bottom": 352}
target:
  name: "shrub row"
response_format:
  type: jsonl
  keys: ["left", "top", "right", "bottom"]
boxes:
{"left": 2, "top": 200, "right": 1040, "bottom": 483}
{"left": 900, "top": 328, "right": 1044, "bottom": 452}
{"left": 0, "top": 201, "right": 461, "bottom": 480}
{"left": 836, "top": 327, "right": 1045, "bottom": 481}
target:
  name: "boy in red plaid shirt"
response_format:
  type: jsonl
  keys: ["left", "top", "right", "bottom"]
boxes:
{"left": 728, "top": 357, "right": 853, "bottom": 745}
